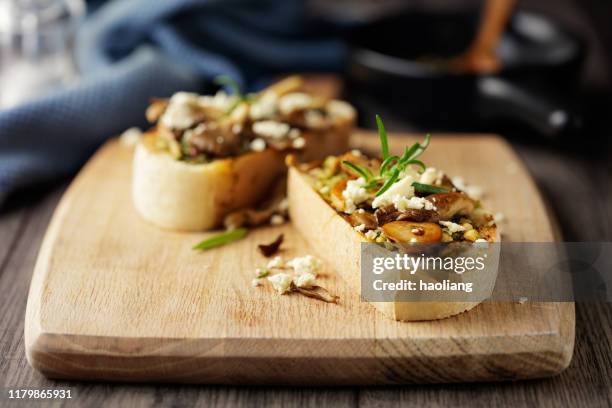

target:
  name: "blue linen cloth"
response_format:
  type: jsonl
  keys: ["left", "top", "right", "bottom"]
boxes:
{"left": 0, "top": 0, "right": 346, "bottom": 204}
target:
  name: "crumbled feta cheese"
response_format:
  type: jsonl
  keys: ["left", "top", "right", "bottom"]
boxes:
{"left": 278, "top": 198, "right": 289, "bottom": 212}
{"left": 304, "top": 110, "right": 326, "bottom": 128}
{"left": 270, "top": 214, "right": 285, "bottom": 226}
{"left": 230, "top": 102, "right": 248, "bottom": 122}
{"left": 342, "top": 177, "right": 369, "bottom": 214}
{"left": 365, "top": 230, "right": 378, "bottom": 240}
{"left": 267, "top": 273, "right": 293, "bottom": 294}
{"left": 399, "top": 167, "right": 420, "bottom": 180}
{"left": 465, "top": 185, "right": 484, "bottom": 200}
{"left": 372, "top": 173, "right": 417, "bottom": 209}
{"left": 451, "top": 176, "right": 484, "bottom": 199}
{"left": 160, "top": 91, "right": 237, "bottom": 129}
{"left": 252, "top": 120, "right": 291, "bottom": 139}
{"left": 474, "top": 238, "right": 489, "bottom": 248}
{"left": 249, "top": 92, "right": 278, "bottom": 120}
{"left": 202, "top": 90, "right": 237, "bottom": 112}
{"left": 232, "top": 124, "right": 242, "bottom": 134}
{"left": 287, "top": 255, "right": 322, "bottom": 276}
{"left": 279, "top": 92, "right": 313, "bottom": 115}
{"left": 267, "top": 256, "right": 283, "bottom": 269}
{"left": 344, "top": 200, "right": 357, "bottom": 214}
{"left": 451, "top": 176, "right": 466, "bottom": 191}
{"left": 419, "top": 167, "right": 445, "bottom": 185}
{"left": 295, "top": 272, "right": 317, "bottom": 288}
{"left": 439, "top": 221, "right": 466, "bottom": 233}
{"left": 159, "top": 92, "right": 200, "bottom": 129}
{"left": 354, "top": 223, "right": 366, "bottom": 232}
{"left": 119, "top": 127, "right": 142, "bottom": 147}
{"left": 351, "top": 149, "right": 363, "bottom": 157}
{"left": 319, "top": 185, "right": 330, "bottom": 194}
{"left": 251, "top": 278, "right": 263, "bottom": 287}
{"left": 326, "top": 100, "right": 356, "bottom": 120}
{"left": 292, "top": 137, "right": 306, "bottom": 149}
{"left": 289, "top": 128, "right": 301, "bottom": 139}
{"left": 393, "top": 196, "right": 436, "bottom": 212}
{"left": 250, "top": 138, "right": 266, "bottom": 152}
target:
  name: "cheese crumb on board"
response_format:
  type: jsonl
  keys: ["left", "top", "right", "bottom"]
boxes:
{"left": 267, "top": 256, "right": 283, "bottom": 269}
{"left": 295, "top": 272, "right": 317, "bottom": 288}
{"left": 267, "top": 273, "right": 293, "bottom": 294}
{"left": 287, "top": 255, "right": 322, "bottom": 276}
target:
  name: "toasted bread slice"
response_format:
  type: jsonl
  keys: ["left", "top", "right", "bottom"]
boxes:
{"left": 133, "top": 126, "right": 350, "bottom": 231}
{"left": 288, "top": 167, "right": 500, "bottom": 321}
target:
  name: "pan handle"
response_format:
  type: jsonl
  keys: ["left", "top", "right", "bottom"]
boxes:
{"left": 477, "top": 77, "right": 582, "bottom": 139}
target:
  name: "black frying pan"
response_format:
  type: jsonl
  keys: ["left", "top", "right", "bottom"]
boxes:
{"left": 347, "top": 10, "right": 584, "bottom": 139}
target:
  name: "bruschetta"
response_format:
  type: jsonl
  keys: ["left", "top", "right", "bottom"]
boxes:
{"left": 288, "top": 115, "right": 499, "bottom": 321}
{"left": 132, "top": 76, "right": 355, "bottom": 231}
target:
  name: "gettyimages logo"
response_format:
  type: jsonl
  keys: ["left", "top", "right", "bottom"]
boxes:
{"left": 372, "top": 252, "right": 488, "bottom": 275}
{"left": 361, "top": 242, "right": 612, "bottom": 303}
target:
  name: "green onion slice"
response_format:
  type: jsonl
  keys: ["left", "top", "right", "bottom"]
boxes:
{"left": 411, "top": 182, "right": 449, "bottom": 194}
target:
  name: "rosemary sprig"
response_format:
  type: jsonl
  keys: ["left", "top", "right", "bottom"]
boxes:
{"left": 213, "top": 75, "right": 256, "bottom": 113}
{"left": 341, "top": 115, "right": 432, "bottom": 196}
{"left": 377, "top": 167, "right": 400, "bottom": 196}
{"left": 214, "top": 75, "right": 245, "bottom": 99}
{"left": 193, "top": 228, "right": 248, "bottom": 251}
{"left": 379, "top": 155, "right": 399, "bottom": 175}
{"left": 376, "top": 114, "right": 390, "bottom": 160}
{"left": 341, "top": 160, "right": 373, "bottom": 181}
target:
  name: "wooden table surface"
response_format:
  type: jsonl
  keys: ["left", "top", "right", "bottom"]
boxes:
{"left": 1, "top": 136, "right": 611, "bottom": 407}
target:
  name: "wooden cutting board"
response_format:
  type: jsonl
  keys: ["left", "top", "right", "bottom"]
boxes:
{"left": 24, "top": 132, "right": 574, "bottom": 385}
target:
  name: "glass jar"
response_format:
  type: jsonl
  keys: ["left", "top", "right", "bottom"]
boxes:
{"left": 0, "top": 0, "right": 85, "bottom": 108}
